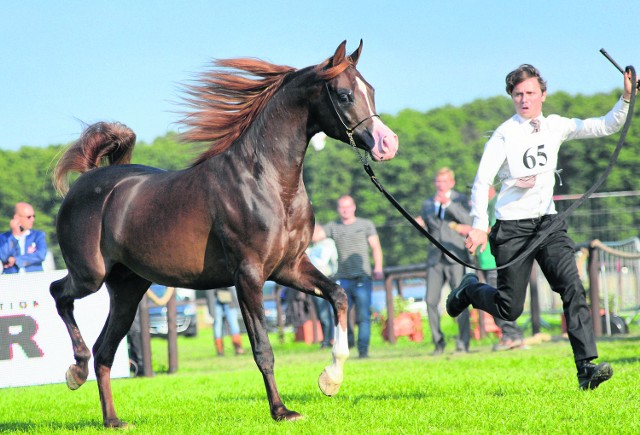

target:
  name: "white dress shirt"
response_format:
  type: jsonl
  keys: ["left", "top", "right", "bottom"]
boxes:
{"left": 470, "top": 97, "right": 629, "bottom": 231}
{"left": 15, "top": 230, "right": 31, "bottom": 274}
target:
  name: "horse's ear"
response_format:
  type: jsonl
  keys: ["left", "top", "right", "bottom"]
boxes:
{"left": 330, "top": 40, "right": 347, "bottom": 67}
{"left": 349, "top": 39, "right": 363, "bottom": 66}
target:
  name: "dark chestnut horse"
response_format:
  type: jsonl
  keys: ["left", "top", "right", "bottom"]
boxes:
{"left": 50, "top": 40, "right": 398, "bottom": 427}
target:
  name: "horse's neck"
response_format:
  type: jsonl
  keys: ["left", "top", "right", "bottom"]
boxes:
{"left": 244, "top": 102, "right": 310, "bottom": 179}
{"left": 202, "top": 105, "right": 311, "bottom": 204}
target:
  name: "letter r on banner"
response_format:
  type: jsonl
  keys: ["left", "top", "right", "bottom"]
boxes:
{"left": 0, "top": 315, "right": 44, "bottom": 360}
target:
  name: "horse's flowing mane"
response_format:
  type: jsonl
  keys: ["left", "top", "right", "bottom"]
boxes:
{"left": 181, "top": 59, "right": 295, "bottom": 165}
{"left": 181, "top": 55, "right": 355, "bottom": 166}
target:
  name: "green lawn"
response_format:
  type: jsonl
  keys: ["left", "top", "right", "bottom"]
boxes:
{"left": 2, "top": 315, "right": 639, "bottom": 434}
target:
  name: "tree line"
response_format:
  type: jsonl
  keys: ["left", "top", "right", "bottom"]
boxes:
{"left": 1, "top": 89, "right": 637, "bottom": 269}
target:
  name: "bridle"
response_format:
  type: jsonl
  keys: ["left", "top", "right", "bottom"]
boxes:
{"left": 324, "top": 80, "right": 380, "bottom": 154}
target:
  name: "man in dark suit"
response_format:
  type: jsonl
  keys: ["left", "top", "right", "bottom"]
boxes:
{"left": 417, "top": 168, "right": 472, "bottom": 355}
{"left": 0, "top": 202, "right": 47, "bottom": 274}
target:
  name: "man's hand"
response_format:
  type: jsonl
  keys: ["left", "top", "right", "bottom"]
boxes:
{"left": 624, "top": 68, "right": 638, "bottom": 99}
{"left": 449, "top": 222, "right": 471, "bottom": 237}
{"left": 434, "top": 193, "right": 450, "bottom": 206}
{"left": 9, "top": 217, "right": 22, "bottom": 236}
{"left": 373, "top": 269, "right": 384, "bottom": 280}
{"left": 465, "top": 228, "right": 488, "bottom": 255}
{"left": 4, "top": 256, "right": 16, "bottom": 268}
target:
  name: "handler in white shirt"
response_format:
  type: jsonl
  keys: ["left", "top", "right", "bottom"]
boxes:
{"left": 445, "top": 63, "right": 634, "bottom": 390}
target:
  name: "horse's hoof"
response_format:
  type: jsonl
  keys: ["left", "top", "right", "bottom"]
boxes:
{"left": 271, "top": 404, "right": 303, "bottom": 422}
{"left": 104, "top": 418, "right": 130, "bottom": 429}
{"left": 318, "top": 368, "right": 341, "bottom": 396}
{"left": 65, "top": 365, "right": 83, "bottom": 390}
{"left": 274, "top": 410, "right": 303, "bottom": 421}
{"left": 285, "top": 411, "right": 303, "bottom": 421}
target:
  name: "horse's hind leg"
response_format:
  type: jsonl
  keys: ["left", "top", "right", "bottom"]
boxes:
{"left": 50, "top": 274, "right": 103, "bottom": 390}
{"left": 95, "top": 269, "right": 151, "bottom": 428}
{"left": 317, "top": 278, "right": 349, "bottom": 397}
{"left": 278, "top": 258, "right": 349, "bottom": 396}
{"left": 289, "top": 274, "right": 349, "bottom": 397}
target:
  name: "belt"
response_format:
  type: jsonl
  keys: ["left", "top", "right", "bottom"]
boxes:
{"left": 500, "top": 215, "right": 553, "bottom": 226}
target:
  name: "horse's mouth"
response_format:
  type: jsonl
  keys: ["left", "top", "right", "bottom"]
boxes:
{"left": 368, "top": 118, "right": 398, "bottom": 161}
{"left": 370, "top": 134, "right": 399, "bottom": 161}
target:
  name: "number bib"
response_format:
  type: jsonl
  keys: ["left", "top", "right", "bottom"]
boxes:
{"left": 504, "top": 131, "right": 557, "bottom": 178}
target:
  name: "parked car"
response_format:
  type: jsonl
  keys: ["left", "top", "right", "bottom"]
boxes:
{"left": 147, "top": 284, "right": 198, "bottom": 337}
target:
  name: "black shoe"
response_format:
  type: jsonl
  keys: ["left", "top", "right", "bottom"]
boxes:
{"left": 446, "top": 273, "right": 477, "bottom": 317}
{"left": 358, "top": 352, "right": 369, "bottom": 359}
{"left": 578, "top": 361, "right": 613, "bottom": 390}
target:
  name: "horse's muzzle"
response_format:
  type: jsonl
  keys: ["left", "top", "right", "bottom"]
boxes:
{"left": 369, "top": 118, "right": 398, "bottom": 161}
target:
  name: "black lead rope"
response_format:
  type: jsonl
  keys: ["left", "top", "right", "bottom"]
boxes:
{"left": 363, "top": 66, "right": 636, "bottom": 271}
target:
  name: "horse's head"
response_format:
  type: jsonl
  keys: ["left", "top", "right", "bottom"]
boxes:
{"left": 315, "top": 40, "right": 399, "bottom": 161}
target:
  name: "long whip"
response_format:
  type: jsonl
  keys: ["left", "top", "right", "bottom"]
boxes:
{"left": 364, "top": 52, "right": 636, "bottom": 271}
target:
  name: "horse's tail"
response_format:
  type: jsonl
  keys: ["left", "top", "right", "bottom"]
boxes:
{"left": 53, "top": 122, "right": 136, "bottom": 195}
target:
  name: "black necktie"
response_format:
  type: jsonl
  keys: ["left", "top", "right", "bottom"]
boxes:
{"left": 437, "top": 204, "right": 443, "bottom": 220}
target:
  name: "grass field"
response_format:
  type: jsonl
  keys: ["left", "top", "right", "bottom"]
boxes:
{"left": 2, "top": 315, "right": 639, "bottom": 434}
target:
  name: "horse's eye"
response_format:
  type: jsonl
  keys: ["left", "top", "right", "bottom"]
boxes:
{"left": 337, "top": 91, "right": 353, "bottom": 104}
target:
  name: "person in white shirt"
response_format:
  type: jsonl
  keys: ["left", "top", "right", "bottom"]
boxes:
{"left": 446, "top": 64, "right": 635, "bottom": 390}
{"left": 307, "top": 224, "right": 339, "bottom": 349}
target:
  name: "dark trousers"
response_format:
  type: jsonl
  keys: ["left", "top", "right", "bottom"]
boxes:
{"left": 483, "top": 269, "right": 523, "bottom": 340}
{"left": 427, "top": 261, "right": 470, "bottom": 351}
{"left": 466, "top": 216, "right": 597, "bottom": 362}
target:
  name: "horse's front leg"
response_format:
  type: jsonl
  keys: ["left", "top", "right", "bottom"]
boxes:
{"left": 236, "top": 271, "right": 302, "bottom": 421}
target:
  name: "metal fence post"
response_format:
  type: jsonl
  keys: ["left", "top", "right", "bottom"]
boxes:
{"left": 167, "top": 288, "right": 178, "bottom": 373}
{"left": 384, "top": 273, "right": 396, "bottom": 344}
{"left": 588, "top": 244, "right": 602, "bottom": 337}
{"left": 139, "top": 293, "right": 154, "bottom": 377}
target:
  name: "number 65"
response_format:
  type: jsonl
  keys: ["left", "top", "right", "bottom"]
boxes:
{"left": 523, "top": 145, "right": 548, "bottom": 169}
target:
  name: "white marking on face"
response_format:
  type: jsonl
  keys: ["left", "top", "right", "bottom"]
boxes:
{"left": 355, "top": 77, "right": 374, "bottom": 116}
{"left": 313, "top": 288, "right": 323, "bottom": 296}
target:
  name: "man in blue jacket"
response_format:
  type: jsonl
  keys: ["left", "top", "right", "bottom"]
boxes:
{"left": 0, "top": 202, "right": 47, "bottom": 274}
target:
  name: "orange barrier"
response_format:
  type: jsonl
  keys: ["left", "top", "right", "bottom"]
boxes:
{"left": 470, "top": 309, "right": 502, "bottom": 340}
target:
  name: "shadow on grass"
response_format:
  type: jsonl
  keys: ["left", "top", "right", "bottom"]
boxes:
{"left": 0, "top": 415, "right": 157, "bottom": 432}
{"left": 0, "top": 419, "right": 103, "bottom": 432}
